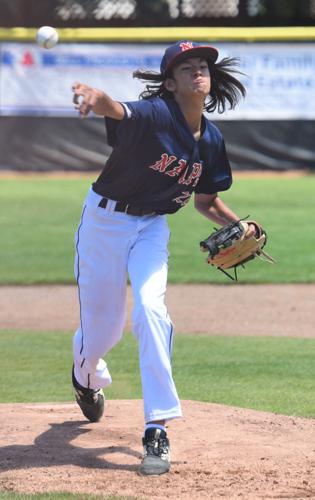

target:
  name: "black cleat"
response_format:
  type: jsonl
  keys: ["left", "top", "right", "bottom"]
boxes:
{"left": 139, "top": 428, "right": 171, "bottom": 475}
{"left": 72, "top": 366, "right": 105, "bottom": 422}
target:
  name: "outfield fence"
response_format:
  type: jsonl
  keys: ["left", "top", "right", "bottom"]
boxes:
{"left": 0, "top": 27, "right": 314, "bottom": 171}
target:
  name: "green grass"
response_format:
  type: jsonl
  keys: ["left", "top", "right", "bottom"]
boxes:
{"left": 0, "top": 175, "right": 315, "bottom": 284}
{"left": 1, "top": 331, "right": 314, "bottom": 418}
{"left": 169, "top": 174, "right": 315, "bottom": 283}
{"left": 0, "top": 178, "right": 88, "bottom": 284}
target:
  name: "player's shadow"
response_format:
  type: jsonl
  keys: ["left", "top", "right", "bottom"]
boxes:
{"left": 0, "top": 420, "right": 141, "bottom": 473}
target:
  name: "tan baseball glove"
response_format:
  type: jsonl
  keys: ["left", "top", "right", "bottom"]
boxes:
{"left": 200, "top": 219, "right": 275, "bottom": 280}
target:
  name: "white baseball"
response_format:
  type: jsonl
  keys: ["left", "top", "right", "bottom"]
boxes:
{"left": 36, "top": 26, "right": 59, "bottom": 49}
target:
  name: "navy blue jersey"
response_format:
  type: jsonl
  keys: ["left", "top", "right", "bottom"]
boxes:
{"left": 93, "top": 97, "right": 232, "bottom": 214}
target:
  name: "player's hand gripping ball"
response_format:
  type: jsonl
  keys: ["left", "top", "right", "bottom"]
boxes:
{"left": 36, "top": 26, "right": 59, "bottom": 49}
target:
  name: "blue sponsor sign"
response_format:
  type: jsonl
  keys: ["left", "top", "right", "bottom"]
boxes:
{"left": 41, "top": 52, "right": 161, "bottom": 68}
{"left": 1, "top": 42, "right": 315, "bottom": 119}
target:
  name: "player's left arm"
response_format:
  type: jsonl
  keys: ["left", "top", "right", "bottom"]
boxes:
{"left": 194, "top": 192, "right": 238, "bottom": 225}
{"left": 194, "top": 193, "right": 256, "bottom": 237}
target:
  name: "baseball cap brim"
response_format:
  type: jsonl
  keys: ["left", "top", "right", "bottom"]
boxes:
{"left": 164, "top": 46, "right": 218, "bottom": 74}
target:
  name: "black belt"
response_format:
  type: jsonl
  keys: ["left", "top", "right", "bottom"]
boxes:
{"left": 98, "top": 197, "right": 156, "bottom": 216}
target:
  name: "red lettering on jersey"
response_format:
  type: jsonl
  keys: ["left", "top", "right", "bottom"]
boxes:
{"left": 173, "top": 191, "right": 191, "bottom": 206}
{"left": 148, "top": 153, "right": 176, "bottom": 173}
{"left": 180, "top": 42, "right": 194, "bottom": 52}
{"left": 179, "top": 162, "right": 202, "bottom": 186}
{"left": 165, "top": 159, "right": 187, "bottom": 177}
{"left": 178, "top": 166, "right": 189, "bottom": 184}
{"left": 148, "top": 155, "right": 202, "bottom": 190}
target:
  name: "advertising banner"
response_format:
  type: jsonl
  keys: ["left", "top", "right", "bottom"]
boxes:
{"left": 1, "top": 42, "right": 315, "bottom": 119}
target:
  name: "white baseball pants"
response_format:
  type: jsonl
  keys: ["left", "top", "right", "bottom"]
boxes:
{"left": 73, "top": 188, "right": 182, "bottom": 423}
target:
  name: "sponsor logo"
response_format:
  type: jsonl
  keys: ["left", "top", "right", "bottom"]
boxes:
{"left": 21, "top": 51, "right": 35, "bottom": 66}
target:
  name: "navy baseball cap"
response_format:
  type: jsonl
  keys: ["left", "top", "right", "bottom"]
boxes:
{"left": 160, "top": 40, "right": 219, "bottom": 75}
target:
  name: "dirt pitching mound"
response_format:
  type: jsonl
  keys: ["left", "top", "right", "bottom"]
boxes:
{"left": 0, "top": 400, "right": 314, "bottom": 499}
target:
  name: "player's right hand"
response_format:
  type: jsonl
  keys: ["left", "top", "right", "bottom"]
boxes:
{"left": 72, "top": 82, "right": 104, "bottom": 117}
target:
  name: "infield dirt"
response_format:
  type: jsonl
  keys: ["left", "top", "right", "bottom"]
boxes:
{"left": 0, "top": 400, "right": 314, "bottom": 499}
{"left": 0, "top": 283, "right": 314, "bottom": 337}
{"left": 0, "top": 283, "right": 314, "bottom": 499}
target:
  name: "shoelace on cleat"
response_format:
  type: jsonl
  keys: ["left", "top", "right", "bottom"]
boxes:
{"left": 145, "top": 437, "right": 169, "bottom": 458}
{"left": 76, "top": 387, "right": 100, "bottom": 404}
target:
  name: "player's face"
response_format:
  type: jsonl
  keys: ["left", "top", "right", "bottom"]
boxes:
{"left": 166, "top": 57, "right": 211, "bottom": 98}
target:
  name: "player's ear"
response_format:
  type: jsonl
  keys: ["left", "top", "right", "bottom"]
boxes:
{"left": 164, "top": 77, "right": 176, "bottom": 92}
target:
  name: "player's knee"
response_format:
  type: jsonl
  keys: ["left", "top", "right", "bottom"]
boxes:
{"left": 132, "top": 297, "right": 167, "bottom": 328}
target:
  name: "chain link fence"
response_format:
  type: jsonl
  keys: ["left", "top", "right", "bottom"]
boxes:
{"left": 0, "top": 0, "right": 314, "bottom": 27}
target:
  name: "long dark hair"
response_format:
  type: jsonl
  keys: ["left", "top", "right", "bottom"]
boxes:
{"left": 133, "top": 57, "right": 246, "bottom": 114}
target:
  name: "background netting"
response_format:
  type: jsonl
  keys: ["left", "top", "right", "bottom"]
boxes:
{"left": 0, "top": 0, "right": 314, "bottom": 27}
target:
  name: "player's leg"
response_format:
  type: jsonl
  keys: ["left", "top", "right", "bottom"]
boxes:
{"left": 128, "top": 214, "right": 182, "bottom": 474}
{"left": 72, "top": 190, "right": 130, "bottom": 419}
{"left": 128, "top": 215, "right": 181, "bottom": 422}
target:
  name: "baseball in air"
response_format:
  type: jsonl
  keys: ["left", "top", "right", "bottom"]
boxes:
{"left": 36, "top": 26, "right": 59, "bottom": 49}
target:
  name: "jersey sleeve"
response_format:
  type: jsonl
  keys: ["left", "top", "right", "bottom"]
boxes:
{"left": 194, "top": 134, "right": 233, "bottom": 195}
{"left": 105, "top": 99, "right": 157, "bottom": 148}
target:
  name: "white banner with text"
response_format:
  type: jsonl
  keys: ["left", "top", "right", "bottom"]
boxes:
{"left": 1, "top": 42, "right": 314, "bottom": 119}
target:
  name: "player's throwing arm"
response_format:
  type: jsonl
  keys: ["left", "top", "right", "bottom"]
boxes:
{"left": 72, "top": 82, "right": 124, "bottom": 119}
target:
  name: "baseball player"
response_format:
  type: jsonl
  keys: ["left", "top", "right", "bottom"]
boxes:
{"left": 71, "top": 40, "right": 252, "bottom": 476}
